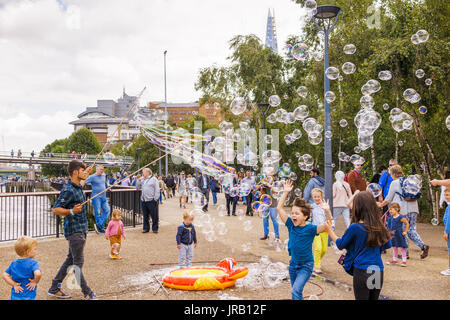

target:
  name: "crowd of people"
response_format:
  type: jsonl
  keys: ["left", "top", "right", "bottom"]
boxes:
{"left": 2, "top": 158, "right": 449, "bottom": 301}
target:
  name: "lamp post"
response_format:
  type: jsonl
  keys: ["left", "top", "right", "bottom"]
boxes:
{"left": 257, "top": 102, "right": 271, "bottom": 172}
{"left": 164, "top": 50, "right": 168, "bottom": 176}
{"left": 313, "top": 5, "right": 341, "bottom": 208}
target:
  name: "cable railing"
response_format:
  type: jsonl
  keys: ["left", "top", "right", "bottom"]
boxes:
{"left": 0, "top": 150, "right": 134, "bottom": 163}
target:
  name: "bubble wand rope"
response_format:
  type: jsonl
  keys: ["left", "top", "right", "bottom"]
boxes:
{"left": 89, "top": 86, "right": 147, "bottom": 167}
{"left": 79, "top": 149, "right": 170, "bottom": 206}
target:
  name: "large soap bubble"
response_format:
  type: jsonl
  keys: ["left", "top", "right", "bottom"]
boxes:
{"left": 367, "top": 183, "right": 382, "bottom": 198}
{"left": 342, "top": 62, "right": 356, "bottom": 75}
{"left": 378, "top": 70, "right": 392, "bottom": 81}
{"left": 292, "top": 43, "right": 309, "bottom": 61}
{"left": 296, "top": 86, "right": 308, "bottom": 98}
{"left": 230, "top": 97, "right": 247, "bottom": 115}
{"left": 269, "top": 95, "right": 281, "bottom": 107}
{"left": 325, "top": 66, "right": 340, "bottom": 80}
{"left": 343, "top": 43, "right": 356, "bottom": 55}
{"left": 402, "top": 175, "right": 422, "bottom": 196}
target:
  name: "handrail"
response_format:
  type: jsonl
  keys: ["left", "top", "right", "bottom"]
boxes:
{"left": 0, "top": 188, "right": 139, "bottom": 197}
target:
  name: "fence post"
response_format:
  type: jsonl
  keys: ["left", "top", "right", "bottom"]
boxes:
{"left": 56, "top": 215, "right": 60, "bottom": 238}
{"left": 23, "top": 196, "right": 28, "bottom": 236}
{"left": 132, "top": 191, "right": 136, "bottom": 228}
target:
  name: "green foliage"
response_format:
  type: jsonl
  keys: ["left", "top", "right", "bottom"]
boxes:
{"left": 66, "top": 128, "right": 102, "bottom": 155}
{"left": 195, "top": 0, "right": 449, "bottom": 218}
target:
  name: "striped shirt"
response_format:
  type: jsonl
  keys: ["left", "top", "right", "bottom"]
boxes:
{"left": 53, "top": 180, "right": 88, "bottom": 238}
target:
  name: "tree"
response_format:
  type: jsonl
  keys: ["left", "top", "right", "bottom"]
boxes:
{"left": 66, "top": 128, "right": 102, "bottom": 155}
{"left": 40, "top": 138, "right": 68, "bottom": 177}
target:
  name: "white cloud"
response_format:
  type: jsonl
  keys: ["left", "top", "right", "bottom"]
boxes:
{"left": 0, "top": 0, "right": 306, "bottom": 152}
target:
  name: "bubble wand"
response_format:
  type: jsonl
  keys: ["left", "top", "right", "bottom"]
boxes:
{"left": 79, "top": 149, "right": 170, "bottom": 206}
{"left": 89, "top": 86, "right": 147, "bottom": 168}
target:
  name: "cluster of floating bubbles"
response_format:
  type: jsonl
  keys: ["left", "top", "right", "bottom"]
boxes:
{"left": 353, "top": 107, "right": 382, "bottom": 151}
{"left": 235, "top": 256, "right": 289, "bottom": 290}
{"left": 411, "top": 29, "right": 429, "bottom": 45}
{"left": 389, "top": 107, "right": 413, "bottom": 132}
{"left": 230, "top": 97, "right": 247, "bottom": 115}
{"left": 297, "top": 153, "right": 314, "bottom": 171}
{"left": 301, "top": 117, "right": 323, "bottom": 146}
{"left": 284, "top": 43, "right": 309, "bottom": 61}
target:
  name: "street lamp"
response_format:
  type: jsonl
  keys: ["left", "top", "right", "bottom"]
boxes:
{"left": 164, "top": 50, "right": 168, "bottom": 176}
{"left": 313, "top": 5, "right": 341, "bottom": 208}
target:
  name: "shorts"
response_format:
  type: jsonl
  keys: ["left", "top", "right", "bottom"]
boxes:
{"left": 178, "top": 190, "right": 187, "bottom": 197}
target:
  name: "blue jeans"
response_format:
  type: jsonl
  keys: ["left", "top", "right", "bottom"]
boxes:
{"left": 263, "top": 207, "right": 279, "bottom": 237}
{"left": 447, "top": 238, "right": 450, "bottom": 268}
{"left": 92, "top": 196, "right": 110, "bottom": 231}
{"left": 289, "top": 261, "right": 314, "bottom": 300}
{"left": 212, "top": 192, "right": 217, "bottom": 205}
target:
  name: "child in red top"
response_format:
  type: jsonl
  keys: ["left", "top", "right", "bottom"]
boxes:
{"left": 105, "top": 209, "right": 126, "bottom": 259}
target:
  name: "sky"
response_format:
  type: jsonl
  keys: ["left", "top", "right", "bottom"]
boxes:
{"left": 0, "top": 0, "right": 308, "bottom": 153}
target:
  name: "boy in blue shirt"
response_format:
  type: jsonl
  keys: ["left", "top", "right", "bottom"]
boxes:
{"left": 2, "top": 236, "right": 41, "bottom": 300}
{"left": 441, "top": 188, "right": 450, "bottom": 276}
{"left": 277, "top": 180, "right": 329, "bottom": 300}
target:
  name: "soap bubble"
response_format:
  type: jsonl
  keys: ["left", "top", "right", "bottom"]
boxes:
{"left": 293, "top": 105, "right": 309, "bottom": 121}
{"left": 446, "top": 115, "right": 450, "bottom": 130}
{"left": 269, "top": 95, "right": 281, "bottom": 107}
{"left": 325, "top": 66, "right": 340, "bottom": 80}
{"left": 403, "top": 88, "right": 417, "bottom": 102}
{"left": 239, "top": 183, "right": 252, "bottom": 197}
{"left": 354, "top": 146, "right": 361, "bottom": 154}
{"left": 312, "top": 51, "right": 323, "bottom": 61}
{"left": 292, "top": 43, "right": 309, "bottom": 61}
{"left": 425, "top": 78, "right": 432, "bottom": 86}
{"left": 325, "top": 91, "right": 336, "bottom": 103}
{"left": 416, "top": 29, "right": 429, "bottom": 43}
{"left": 296, "top": 86, "right": 308, "bottom": 98}
{"left": 103, "top": 152, "right": 115, "bottom": 164}
{"left": 278, "top": 165, "right": 292, "bottom": 178}
{"left": 216, "top": 222, "right": 228, "bottom": 236}
{"left": 325, "top": 131, "right": 332, "bottom": 139}
{"left": 403, "top": 175, "right": 422, "bottom": 196}
{"left": 431, "top": 218, "right": 439, "bottom": 226}
{"left": 383, "top": 103, "right": 390, "bottom": 111}
{"left": 284, "top": 44, "right": 293, "bottom": 58}
{"left": 415, "top": 69, "right": 425, "bottom": 79}
{"left": 398, "top": 140, "right": 404, "bottom": 147}
{"left": 418, "top": 106, "right": 427, "bottom": 114}
{"left": 378, "top": 70, "right": 392, "bottom": 81}
{"left": 342, "top": 62, "right": 356, "bottom": 75}
{"left": 360, "top": 95, "right": 375, "bottom": 109}
{"left": 230, "top": 97, "right": 247, "bottom": 115}
{"left": 243, "top": 220, "right": 253, "bottom": 231}
{"left": 343, "top": 43, "right": 356, "bottom": 55}
{"left": 366, "top": 183, "right": 382, "bottom": 198}
{"left": 339, "top": 119, "right": 348, "bottom": 127}
{"left": 239, "top": 121, "right": 250, "bottom": 131}
{"left": 305, "top": 0, "right": 317, "bottom": 10}
{"left": 264, "top": 135, "right": 273, "bottom": 144}
{"left": 367, "top": 79, "right": 381, "bottom": 93}
{"left": 294, "top": 188, "right": 302, "bottom": 197}
{"left": 411, "top": 33, "right": 420, "bottom": 45}
{"left": 292, "top": 129, "right": 302, "bottom": 139}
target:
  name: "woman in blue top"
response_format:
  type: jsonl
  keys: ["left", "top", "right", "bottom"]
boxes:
{"left": 277, "top": 180, "right": 329, "bottom": 300}
{"left": 324, "top": 191, "right": 392, "bottom": 300}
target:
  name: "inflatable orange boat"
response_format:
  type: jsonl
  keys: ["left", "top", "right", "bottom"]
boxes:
{"left": 162, "top": 258, "right": 249, "bottom": 290}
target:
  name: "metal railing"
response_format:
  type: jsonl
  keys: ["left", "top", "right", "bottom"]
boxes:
{"left": 0, "top": 188, "right": 143, "bottom": 242}
{"left": 0, "top": 150, "right": 134, "bottom": 164}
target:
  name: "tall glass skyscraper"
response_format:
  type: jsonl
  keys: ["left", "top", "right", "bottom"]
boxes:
{"left": 265, "top": 9, "right": 278, "bottom": 54}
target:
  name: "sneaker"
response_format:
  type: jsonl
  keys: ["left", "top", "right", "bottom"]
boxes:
{"left": 48, "top": 285, "right": 71, "bottom": 299}
{"left": 84, "top": 292, "right": 98, "bottom": 300}
{"left": 313, "top": 268, "right": 323, "bottom": 274}
{"left": 440, "top": 269, "right": 450, "bottom": 276}
{"left": 93, "top": 224, "right": 99, "bottom": 234}
{"left": 400, "top": 262, "right": 407, "bottom": 267}
{"left": 387, "top": 260, "right": 398, "bottom": 265}
{"left": 260, "top": 235, "right": 269, "bottom": 240}
{"left": 420, "top": 245, "right": 430, "bottom": 259}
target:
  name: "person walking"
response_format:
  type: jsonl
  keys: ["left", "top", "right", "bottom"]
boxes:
{"left": 303, "top": 168, "right": 325, "bottom": 205}
{"left": 176, "top": 172, "right": 188, "bottom": 209}
{"left": 242, "top": 170, "right": 256, "bottom": 216}
{"left": 84, "top": 165, "right": 110, "bottom": 234}
{"left": 333, "top": 171, "right": 352, "bottom": 228}
{"left": 197, "top": 172, "right": 210, "bottom": 212}
{"left": 225, "top": 170, "right": 239, "bottom": 216}
{"left": 324, "top": 191, "right": 392, "bottom": 300}
{"left": 260, "top": 167, "right": 280, "bottom": 240}
{"left": 209, "top": 176, "right": 219, "bottom": 206}
{"left": 379, "top": 164, "right": 430, "bottom": 259}
{"left": 10, "top": 149, "right": 14, "bottom": 158}
{"left": 136, "top": 168, "right": 160, "bottom": 234}
{"left": 166, "top": 174, "right": 175, "bottom": 199}
{"left": 347, "top": 161, "right": 367, "bottom": 193}
{"left": 48, "top": 160, "right": 97, "bottom": 300}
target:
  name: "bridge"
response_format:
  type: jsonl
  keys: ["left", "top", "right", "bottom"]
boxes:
{"left": 0, "top": 151, "right": 134, "bottom": 168}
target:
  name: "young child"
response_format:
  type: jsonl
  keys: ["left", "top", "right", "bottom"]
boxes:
{"left": 310, "top": 188, "right": 332, "bottom": 274}
{"left": 2, "top": 236, "right": 42, "bottom": 300}
{"left": 176, "top": 211, "right": 198, "bottom": 268}
{"left": 386, "top": 203, "right": 410, "bottom": 267}
{"left": 277, "top": 180, "right": 329, "bottom": 300}
{"left": 441, "top": 188, "right": 450, "bottom": 276}
{"left": 105, "top": 209, "right": 126, "bottom": 260}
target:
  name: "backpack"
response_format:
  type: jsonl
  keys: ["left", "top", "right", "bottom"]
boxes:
{"left": 398, "top": 177, "right": 422, "bottom": 202}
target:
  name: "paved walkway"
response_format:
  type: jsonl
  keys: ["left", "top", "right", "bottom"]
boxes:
{"left": 0, "top": 194, "right": 449, "bottom": 300}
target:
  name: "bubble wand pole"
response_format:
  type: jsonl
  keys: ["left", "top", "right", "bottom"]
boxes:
{"left": 79, "top": 150, "right": 169, "bottom": 206}
{"left": 89, "top": 86, "right": 147, "bottom": 168}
